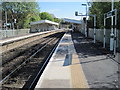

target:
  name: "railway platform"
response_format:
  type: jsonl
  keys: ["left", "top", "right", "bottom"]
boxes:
{"left": 0, "top": 30, "right": 63, "bottom": 53}
{"left": 35, "top": 32, "right": 89, "bottom": 88}
{"left": 35, "top": 31, "right": 119, "bottom": 88}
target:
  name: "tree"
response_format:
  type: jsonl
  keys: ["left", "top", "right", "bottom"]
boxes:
{"left": 2, "top": 2, "right": 40, "bottom": 29}
{"left": 54, "top": 18, "right": 61, "bottom": 23}
{"left": 39, "top": 12, "right": 54, "bottom": 21}
{"left": 89, "top": 2, "right": 120, "bottom": 29}
{"left": 114, "top": 2, "right": 120, "bottom": 29}
{"left": 89, "top": 2, "right": 111, "bottom": 29}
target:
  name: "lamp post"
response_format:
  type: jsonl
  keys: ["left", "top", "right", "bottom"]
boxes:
{"left": 79, "top": 13, "right": 83, "bottom": 20}
{"left": 5, "top": 6, "right": 10, "bottom": 37}
{"left": 5, "top": 9, "right": 8, "bottom": 38}
{"left": 82, "top": 4, "right": 87, "bottom": 16}
{"left": 82, "top": 4, "right": 87, "bottom": 37}
{"left": 110, "top": 0, "right": 114, "bottom": 53}
{"left": 75, "top": 12, "right": 96, "bottom": 43}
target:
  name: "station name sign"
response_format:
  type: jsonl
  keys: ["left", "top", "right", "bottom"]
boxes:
{"left": 105, "top": 10, "right": 116, "bottom": 18}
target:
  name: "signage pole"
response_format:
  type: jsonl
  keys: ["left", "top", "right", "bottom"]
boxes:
{"left": 103, "top": 14, "right": 106, "bottom": 48}
{"left": 110, "top": 0, "right": 114, "bottom": 53}
{"left": 114, "top": 9, "right": 117, "bottom": 56}
{"left": 94, "top": 15, "right": 96, "bottom": 43}
{"left": 86, "top": 5, "right": 87, "bottom": 37}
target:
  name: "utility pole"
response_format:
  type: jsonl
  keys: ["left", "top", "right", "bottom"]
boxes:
{"left": 5, "top": 10, "right": 7, "bottom": 37}
{"left": 82, "top": 4, "right": 87, "bottom": 37}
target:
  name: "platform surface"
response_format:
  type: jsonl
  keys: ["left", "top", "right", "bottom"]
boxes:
{"left": 35, "top": 31, "right": 119, "bottom": 88}
{"left": 0, "top": 30, "right": 62, "bottom": 45}
{"left": 71, "top": 32, "right": 119, "bottom": 88}
{"left": 35, "top": 32, "right": 89, "bottom": 88}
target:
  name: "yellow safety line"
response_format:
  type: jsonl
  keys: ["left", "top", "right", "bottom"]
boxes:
{"left": 71, "top": 53, "right": 89, "bottom": 89}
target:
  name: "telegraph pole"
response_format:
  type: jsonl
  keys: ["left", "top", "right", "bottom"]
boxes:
{"left": 5, "top": 10, "right": 7, "bottom": 37}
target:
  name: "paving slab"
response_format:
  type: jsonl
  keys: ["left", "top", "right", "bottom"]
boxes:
{"left": 35, "top": 31, "right": 119, "bottom": 89}
{"left": 71, "top": 32, "right": 119, "bottom": 88}
{"left": 35, "top": 32, "right": 88, "bottom": 88}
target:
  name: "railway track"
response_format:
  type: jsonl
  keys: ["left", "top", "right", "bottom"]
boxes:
{"left": 1, "top": 32, "right": 65, "bottom": 89}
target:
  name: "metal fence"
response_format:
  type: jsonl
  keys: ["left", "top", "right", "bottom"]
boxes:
{"left": 0, "top": 29, "right": 30, "bottom": 39}
{"left": 80, "top": 28, "right": 120, "bottom": 52}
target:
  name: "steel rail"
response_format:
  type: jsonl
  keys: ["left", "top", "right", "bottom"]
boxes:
{"left": 28, "top": 33, "right": 64, "bottom": 89}
{"left": 0, "top": 34, "right": 62, "bottom": 84}
{"left": 2, "top": 35, "right": 54, "bottom": 66}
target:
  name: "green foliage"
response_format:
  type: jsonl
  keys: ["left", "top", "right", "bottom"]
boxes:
{"left": 39, "top": 12, "right": 54, "bottom": 21}
{"left": 39, "top": 12, "right": 61, "bottom": 23}
{"left": 2, "top": 2, "right": 61, "bottom": 29}
{"left": 53, "top": 18, "right": 61, "bottom": 23}
{"left": 2, "top": 2, "right": 40, "bottom": 29}
{"left": 89, "top": 2, "right": 120, "bottom": 29}
{"left": 114, "top": 2, "right": 120, "bottom": 29}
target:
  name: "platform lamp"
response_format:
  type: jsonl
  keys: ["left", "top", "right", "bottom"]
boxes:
{"left": 75, "top": 11, "right": 87, "bottom": 37}
{"left": 82, "top": 4, "right": 88, "bottom": 37}
{"left": 4, "top": 6, "right": 9, "bottom": 38}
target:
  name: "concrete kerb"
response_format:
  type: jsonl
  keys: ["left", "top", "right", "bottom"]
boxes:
{"left": 0, "top": 30, "right": 64, "bottom": 54}
{"left": 35, "top": 31, "right": 89, "bottom": 88}
{"left": 68, "top": 33, "right": 89, "bottom": 88}
{"left": 0, "top": 30, "right": 61, "bottom": 46}
{"left": 35, "top": 32, "right": 71, "bottom": 88}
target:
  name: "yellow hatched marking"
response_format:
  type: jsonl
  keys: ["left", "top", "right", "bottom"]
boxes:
{"left": 71, "top": 53, "right": 89, "bottom": 89}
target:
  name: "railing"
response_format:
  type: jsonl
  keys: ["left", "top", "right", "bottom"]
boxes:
{"left": 0, "top": 29, "right": 30, "bottom": 39}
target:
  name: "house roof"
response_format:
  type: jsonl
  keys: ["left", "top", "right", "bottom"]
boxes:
{"left": 63, "top": 18, "right": 82, "bottom": 24}
{"left": 30, "top": 20, "right": 59, "bottom": 26}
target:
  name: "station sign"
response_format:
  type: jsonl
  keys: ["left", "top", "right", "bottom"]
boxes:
{"left": 105, "top": 10, "right": 116, "bottom": 18}
{"left": 4, "top": 23, "right": 11, "bottom": 27}
{"left": 75, "top": 11, "right": 78, "bottom": 16}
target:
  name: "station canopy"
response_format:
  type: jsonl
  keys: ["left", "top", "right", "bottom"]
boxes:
{"left": 30, "top": 20, "right": 59, "bottom": 26}
{"left": 63, "top": 18, "right": 82, "bottom": 25}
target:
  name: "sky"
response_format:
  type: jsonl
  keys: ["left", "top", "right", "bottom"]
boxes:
{"left": 38, "top": 1, "right": 90, "bottom": 20}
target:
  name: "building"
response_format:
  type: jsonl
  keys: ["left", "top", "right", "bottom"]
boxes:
{"left": 62, "top": 18, "right": 82, "bottom": 32}
{"left": 30, "top": 20, "right": 59, "bottom": 33}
